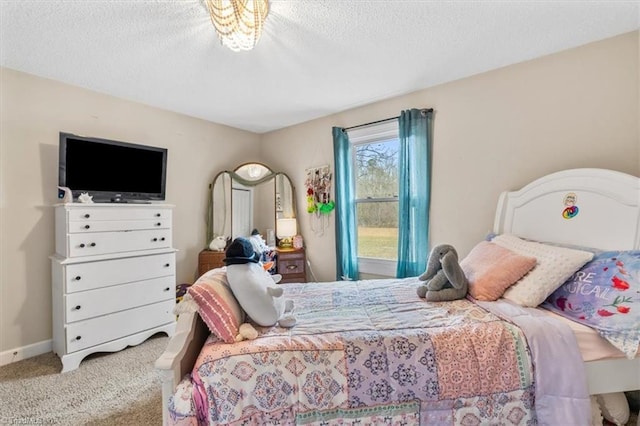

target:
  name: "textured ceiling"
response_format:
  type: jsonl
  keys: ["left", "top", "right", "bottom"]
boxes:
{"left": 1, "top": 1, "right": 639, "bottom": 133}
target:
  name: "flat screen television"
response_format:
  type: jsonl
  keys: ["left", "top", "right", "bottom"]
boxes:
{"left": 58, "top": 132, "right": 168, "bottom": 203}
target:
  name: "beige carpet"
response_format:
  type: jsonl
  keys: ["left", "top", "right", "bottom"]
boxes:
{"left": 0, "top": 335, "right": 167, "bottom": 425}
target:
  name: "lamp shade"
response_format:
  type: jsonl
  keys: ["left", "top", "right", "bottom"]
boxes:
{"left": 276, "top": 218, "right": 297, "bottom": 238}
{"left": 205, "top": 0, "right": 269, "bottom": 52}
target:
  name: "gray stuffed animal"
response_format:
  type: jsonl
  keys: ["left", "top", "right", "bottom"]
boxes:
{"left": 416, "top": 244, "right": 468, "bottom": 302}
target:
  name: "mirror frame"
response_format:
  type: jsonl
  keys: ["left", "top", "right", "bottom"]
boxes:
{"left": 206, "top": 162, "right": 297, "bottom": 247}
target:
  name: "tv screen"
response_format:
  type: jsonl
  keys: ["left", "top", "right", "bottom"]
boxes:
{"left": 58, "top": 132, "right": 167, "bottom": 202}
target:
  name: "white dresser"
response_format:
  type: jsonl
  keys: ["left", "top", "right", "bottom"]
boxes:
{"left": 51, "top": 203, "right": 177, "bottom": 372}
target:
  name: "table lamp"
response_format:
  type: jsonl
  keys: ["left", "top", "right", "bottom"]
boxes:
{"left": 276, "top": 218, "right": 297, "bottom": 249}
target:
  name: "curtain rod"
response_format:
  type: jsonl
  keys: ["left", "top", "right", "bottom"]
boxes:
{"left": 343, "top": 108, "right": 433, "bottom": 131}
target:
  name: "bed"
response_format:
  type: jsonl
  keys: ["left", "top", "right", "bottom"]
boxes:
{"left": 156, "top": 168, "right": 640, "bottom": 425}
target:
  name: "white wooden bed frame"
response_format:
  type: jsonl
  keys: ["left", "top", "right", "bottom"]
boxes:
{"left": 493, "top": 168, "right": 640, "bottom": 396}
{"left": 156, "top": 168, "right": 640, "bottom": 425}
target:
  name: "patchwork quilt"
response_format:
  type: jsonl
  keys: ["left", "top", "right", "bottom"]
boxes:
{"left": 169, "top": 278, "right": 588, "bottom": 425}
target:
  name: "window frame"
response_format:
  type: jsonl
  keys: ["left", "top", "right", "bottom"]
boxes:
{"left": 347, "top": 121, "right": 400, "bottom": 276}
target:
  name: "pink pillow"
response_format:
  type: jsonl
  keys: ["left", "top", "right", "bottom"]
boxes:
{"left": 461, "top": 241, "right": 537, "bottom": 301}
{"left": 188, "top": 268, "right": 244, "bottom": 343}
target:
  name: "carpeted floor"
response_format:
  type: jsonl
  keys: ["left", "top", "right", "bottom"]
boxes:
{"left": 0, "top": 335, "right": 167, "bottom": 425}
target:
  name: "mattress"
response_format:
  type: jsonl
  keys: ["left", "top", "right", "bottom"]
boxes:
{"left": 538, "top": 308, "right": 638, "bottom": 361}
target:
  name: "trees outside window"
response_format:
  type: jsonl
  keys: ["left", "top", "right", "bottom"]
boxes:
{"left": 354, "top": 139, "right": 399, "bottom": 261}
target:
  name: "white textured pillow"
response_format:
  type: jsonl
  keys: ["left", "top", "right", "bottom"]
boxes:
{"left": 590, "top": 396, "right": 603, "bottom": 426}
{"left": 492, "top": 234, "right": 594, "bottom": 307}
{"left": 596, "top": 392, "right": 629, "bottom": 425}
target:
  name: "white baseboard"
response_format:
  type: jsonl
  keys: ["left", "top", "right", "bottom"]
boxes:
{"left": 0, "top": 340, "right": 52, "bottom": 367}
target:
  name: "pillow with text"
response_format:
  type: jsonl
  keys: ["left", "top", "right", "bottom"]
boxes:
{"left": 542, "top": 250, "right": 640, "bottom": 358}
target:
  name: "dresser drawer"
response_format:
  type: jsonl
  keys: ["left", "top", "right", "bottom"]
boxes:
{"left": 279, "top": 273, "right": 306, "bottom": 284}
{"left": 276, "top": 248, "right": 306, "bottom": 283}
{"left": 65, "top": 277, "right": 175, "bottom": 323}
{"left": 279, "top": 257, "right": 305, "bottom": 274}
{"left": 198, "top": 250, "right": 226, "bottom": 277}
{"left": 65, "top": 229, "right": 172, "bottom": 257}
{"left": 64, "top": 253, "right": 175, "bottom": 293}
{"left": 68, "top": 207, "right": 171, "bottom": 222}
{"left": 65, "top": 299, "right": 175, "bottom": 353}
{"left": 67, "top": 219, "right": 170, "bottom": 234}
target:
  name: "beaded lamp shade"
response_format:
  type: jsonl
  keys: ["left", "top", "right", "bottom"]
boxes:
{"left": 205, "top": 0, "right": 269, "bottom": 52}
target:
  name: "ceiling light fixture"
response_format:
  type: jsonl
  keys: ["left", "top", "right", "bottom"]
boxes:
{"left": 205, "top": 0, "right": 269, "bottom": 52}
{"left": 247, "top": 165, "right": 262, "bottom": 178}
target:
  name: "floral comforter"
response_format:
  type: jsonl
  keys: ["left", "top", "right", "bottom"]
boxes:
{"left": 169, "top": 278, "right": 589, "bottom": 425}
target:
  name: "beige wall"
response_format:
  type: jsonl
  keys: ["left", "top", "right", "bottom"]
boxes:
{"left": 262, "top": 31, "right": 639, "bottom": 283}
{"left": 0, "top": 68, "right": 260, "bottom": 353}
{"left": 0, "top": 30, "right": 638, "bottom": 355}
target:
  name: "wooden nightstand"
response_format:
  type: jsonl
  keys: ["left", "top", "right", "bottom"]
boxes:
{"left": 276, "top": 248, "right": 307, "bottom": 283}
{"left": 198, "top": 249, "right": 225, "bottom": 277}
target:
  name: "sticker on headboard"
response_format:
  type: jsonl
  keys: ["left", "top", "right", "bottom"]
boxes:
{"left": 562, "top": 192, "right": 579, "bottom": 219}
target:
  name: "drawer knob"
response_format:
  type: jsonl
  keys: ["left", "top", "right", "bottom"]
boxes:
{"left": 75, "top": 336, "right": 82, "bottom": 341}
{"left": 164, "top": 263, "right": 170, "bottom": 267}
{"left": 74, "top": 275, "right": 81, "bottom": 281}
{"left": 287, "top": 265, "right": 297, "bottom": 270}
{"left": 84, "top": 224, "right": 90, "bottom": 229}
{"left": 79, "top": 243, "right": 85, "bottom": 248}
{"left": 160, "top": 237, "right": 166, "bottom": 241}
{"left": 164, "top": 287, "right": 171, "bottom": 292}
{"left": 74, "top": 305, "right": 81, "bottom": 310}
{"left": 84, "top": 214, "right": 90, "bottom": 218}
{"left": 155, "top": 213, "right": 161, "bottom": 217}
{"left": 152, "top": 238, "right": 158, "bottom": 242}
{"left": 155, "top": 222, "right": 161, "bottom": 226}
{"left": 90, "top": 242, "right": 96, "bottom": 247}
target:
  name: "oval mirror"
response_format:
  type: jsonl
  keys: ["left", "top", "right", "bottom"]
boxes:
{"left": 207, "top": 163, "right": 296, "bottom": 248}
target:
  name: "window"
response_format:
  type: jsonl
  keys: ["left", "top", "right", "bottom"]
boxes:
{"left": 335, "top": 109, "right": 431, "bottom": 280}
{"left": 348, "top": 121, "right": 399, "bottom": 276}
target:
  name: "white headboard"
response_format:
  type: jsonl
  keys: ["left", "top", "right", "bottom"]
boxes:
{"left": 493, "top": 168, "right": 640, "bottom": 250}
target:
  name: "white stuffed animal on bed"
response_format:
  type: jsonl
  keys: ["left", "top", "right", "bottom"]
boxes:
{"left": 224, "top": 238, "right": 296, "bottom": 328}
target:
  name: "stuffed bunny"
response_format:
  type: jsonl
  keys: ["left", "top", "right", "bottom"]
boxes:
{"left": 209, "top": 235, "right": 228, "bottom": 252}
{"left": 417, "top": 244, "right": 468, "bottom": 302}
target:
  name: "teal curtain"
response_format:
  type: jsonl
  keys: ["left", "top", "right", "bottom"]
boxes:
{"left": 332, "top": 127, "right": 359, "bottom": 280}
{"left": 396, "top": 109, "right": 432, "bottom": 278}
